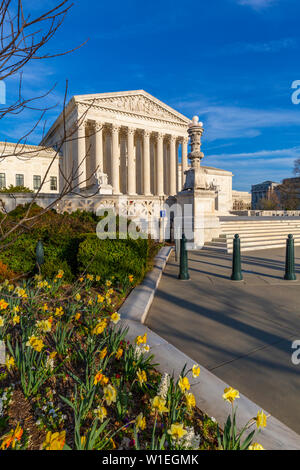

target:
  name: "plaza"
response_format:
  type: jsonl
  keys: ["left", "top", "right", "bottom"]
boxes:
{"left": 146, "top": 247, "right": 300, "bottom": 434}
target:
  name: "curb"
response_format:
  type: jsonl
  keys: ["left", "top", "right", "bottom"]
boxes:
{"left": 119, "top": 246, "right": 173, "bottom": 324}
{"left": 119, "top": 247, "right": 300, "bottom": 450}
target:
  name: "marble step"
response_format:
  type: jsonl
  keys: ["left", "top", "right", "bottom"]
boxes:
{"left": 204, "top": 237, "right": 300, "bottom": 253}
{"left": 219, "top": 228, "right": 300, "bottom": 235}
{"left": 218, "top": 233, "right": 300, "bottom": 241}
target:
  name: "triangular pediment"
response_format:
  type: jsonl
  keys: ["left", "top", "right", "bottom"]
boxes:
{"left": 74, "top": 90, "right": 190, "bottom": 125}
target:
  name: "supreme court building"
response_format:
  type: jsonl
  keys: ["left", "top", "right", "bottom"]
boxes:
{"left": 0, "top": 90, "right": 233, "bottom": 215}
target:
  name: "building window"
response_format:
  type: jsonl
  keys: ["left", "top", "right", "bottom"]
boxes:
{"left": 50, "top": 176, "right": 57, "bottom": 191}
{"left": 0, "top": 173, "right": 6, "bottom": 189}
{"left": 33, "top": 175, "right": 41, "bottom": 190}
{"left": 15, "top": 174, "right": 24, "bottom": 187}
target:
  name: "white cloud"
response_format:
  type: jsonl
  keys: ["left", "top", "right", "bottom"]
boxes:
{"left": 220, "top": 38, "right": 296, "bottom": 55}
{"left": 172, "top": 98, "right": 300, "bottom": 142}
{"left": 237, "top": 0, "right": 277, "bottom": 10}
{"left": 208, "top": 146, "right": 300, "bottom": 166}
{"left": 205, "top": 146, "right": 298, "bottom": 190}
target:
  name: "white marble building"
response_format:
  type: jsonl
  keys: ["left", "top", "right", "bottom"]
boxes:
{"left": 41, "top": 90, "right": 191, "bottom": 197}
{"left": 0, "top": 142, "right": 60, "bottom": 192}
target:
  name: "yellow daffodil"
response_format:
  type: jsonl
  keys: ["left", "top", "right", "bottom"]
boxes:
{"left": 75, "top": 312, "right": 81, "bottom": 321}
{"left": 185, "top": 392, "right": 196, "bottom": 410}
{"left": 56, "top": 270, "right": 64, "bottom": 279}
{"left": 94, "top": 370, "right": 109, "bottom": 386}
{"left": 128, "top": 275, "right": 134, "bottom": 283}
{"left": 55, "top": 306, "right": 64, "bottom": 317}
{"left": 12, "top": 315, "right": 20, "bottom": 325}
{"left": 0, "top": 316, "right": 4, "bottom": 327}
{"left": 95, "top": 406, "right": 107, "bottom": 423}
{"left": 92, "top": 319, "right": 107, "bottom": 335}
{"left": 137, "top": 369, "right": 147, "bottom": 385}
{"left": 36, "top": 319, "right": 52, "bottom": 333}
{"left": 256, "top": 410, "right": 267, "bottom": 429}
{"left": 0, "top": 299, "right": 8, "bottom": 310}
{"left": 136, "top": 413, "right": 146, "bottom": 431}
{"left": 178, "top": 376, "right": 190, "bottom": 393}
{"left": 80, "top": 435, "right": 86, "bottom": 448}
{"left": 103, "top": 384, "right": 117, "bottom": 406}
{"left": 99, "top": 347, "right": 108, "bottom": 359}
{"left": 0, "top": 423, "right": 23, "bottom": 450}
{"left": 96, "top": 275, "right": 101, "bottom": 282}
{"left": 115, "top": 348, "right": 123, "bottom": 360}
{"left": 8, "top": 284, "right": 14, "bottom": 292}
{"left": 223, "top": 387, "right": 240, "bottom": 404}
{"left": 43, "top": 431, "right": 66, "bottom": 450}
{"left": 97, "top": 295, "right": 104, "bottom": 304}
{"left": 87, "top": 274, "right": 94, "bottom": 281}
{"left": 75, "top": 293, "right": 81, "bottom": 302}
{"left": 135, "top": 333, "right": 147, "bottom": 345}
{"left": 13, "top": 305, "right": 20, "bottom": 313}
{"left": 167, "top": 423, "right": 187, "bottom": 441}
{"left": 249, "top": 442, "right": 264, "bottom": 450}
{"left": 26, "top": 335, "right": 44, "bottom": 352}
{"left": 106, "top": 280, "right": 112, "bottom": 287}
{"left": 151, "top": 396, "right": 169, "bottom": 414}
{"left": 192, "top": 364, "right": 200, "bottom": 378}
{"left": 87, "top": 298, "right": 93, "bottom": 306}
{"left": 111, "top": 312, "right": 120, "bottom": 324}
{"left": 79, "top": 277, "right": 84, "bottom": 283}
{"left": 5, "top": 355, "right": 15, "bottom": 371}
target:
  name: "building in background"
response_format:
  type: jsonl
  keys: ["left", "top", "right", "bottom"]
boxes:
{"left": 232, "top": 190, "right": 251, "bottom": 210}
{"left": 251, "top": 181, "right": 280, "bottom": 209}
{"left": 0, "top": 142, "right": 60, "bottom": 193}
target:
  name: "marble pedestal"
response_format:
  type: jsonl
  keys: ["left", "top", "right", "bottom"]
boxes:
{"left": 176, "top": 188, "right": 221, "bottom": 249}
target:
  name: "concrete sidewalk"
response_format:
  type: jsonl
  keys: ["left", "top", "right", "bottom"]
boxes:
{"left": 146, "top": 247, "right": 300, "bottom": 434}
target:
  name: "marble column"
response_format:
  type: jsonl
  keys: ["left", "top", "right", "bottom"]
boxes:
{"left": 127, "top": 127, "right": 136, "bottom": 195}
{"left": 94, "top": 122, "right": 103, "bottom": 174}
{"left": 72, "top": 122, "right": 86, "bottom": 192}
{"left": 182, "top": 137, "right": 189, "bottom": 187}
{"left": 169, "top": 135, "right": 177, "bottom": 196}
{"left": 111, "top": 125, "right": 121, "bottom": 194}
{"left": 156, "top": 133, "right": 164, "bottom": 196}
{"left": 63, "top": 137, "right": 72, "bottom": 186}
{"left": 143, "top": 130, "right": 151, "bottom": 196}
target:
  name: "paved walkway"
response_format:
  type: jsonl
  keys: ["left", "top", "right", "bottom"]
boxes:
{"left": 146, "top": 248, "right": 300, "bottom": 433}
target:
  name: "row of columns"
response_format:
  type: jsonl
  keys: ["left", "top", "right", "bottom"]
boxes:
{"left": 68, "top": 121, "right": 189, "bottom": 196}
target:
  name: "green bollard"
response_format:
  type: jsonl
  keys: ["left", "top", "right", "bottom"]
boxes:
{"left": 178, "top": 234, "right": 190, "bottom": 280}
{"left": 36, "top": 240, "right": 45, "bottom": 273}
{"left": 231, "top": 234, "right": 243, "bottom": 281}
{"left": 284, "top": 234, "right": 297, "bottom": 281}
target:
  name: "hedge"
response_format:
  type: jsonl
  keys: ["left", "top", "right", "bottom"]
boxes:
{"left": 77, "top": 234, "right": 149, "bottom": 284}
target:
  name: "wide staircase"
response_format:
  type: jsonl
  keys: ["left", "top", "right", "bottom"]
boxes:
{"left": 204, "top": 218, "right": 300, "bottom": 253}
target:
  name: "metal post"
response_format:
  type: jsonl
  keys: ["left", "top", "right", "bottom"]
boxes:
{"left": 231, "top": 234, "right": 243, "bottom": 281}
{"left": 284, "top": 234, "right": 297, "bottom": 281}
{"left": 174, "top": 223, "right": 181, "bottom": 262}
{"left": 178, "top": 233, "right": 190, "bottom": 280}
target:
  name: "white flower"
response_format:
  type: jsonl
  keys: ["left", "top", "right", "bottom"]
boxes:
{"left": 158, "top": 373, "right": 170, "bottom": 400}
{"left": 181, "top": 426, "right": 201, "bottom": 450}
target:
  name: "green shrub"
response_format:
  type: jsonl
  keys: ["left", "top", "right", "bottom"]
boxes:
{"left": 77, "top": 234, "right": 149, "bottom": 283}
{"left": 0, "top": 205, "right": 160, "bottom": 284}
{"left": 0, "top": 185, "right": 33, "bottom": 193}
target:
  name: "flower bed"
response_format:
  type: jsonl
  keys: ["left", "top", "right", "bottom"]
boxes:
{"left": 0, "top": 271, "right": 267, "bottom": 450}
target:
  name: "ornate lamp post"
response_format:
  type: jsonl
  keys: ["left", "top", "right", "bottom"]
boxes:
{"left": 184, "top": 116, "right": 206, "bottom": 190}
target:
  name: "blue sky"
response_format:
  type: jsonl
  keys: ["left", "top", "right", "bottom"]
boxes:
{"left": 1, "top": 0, "right": 300, "bottom": 191}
